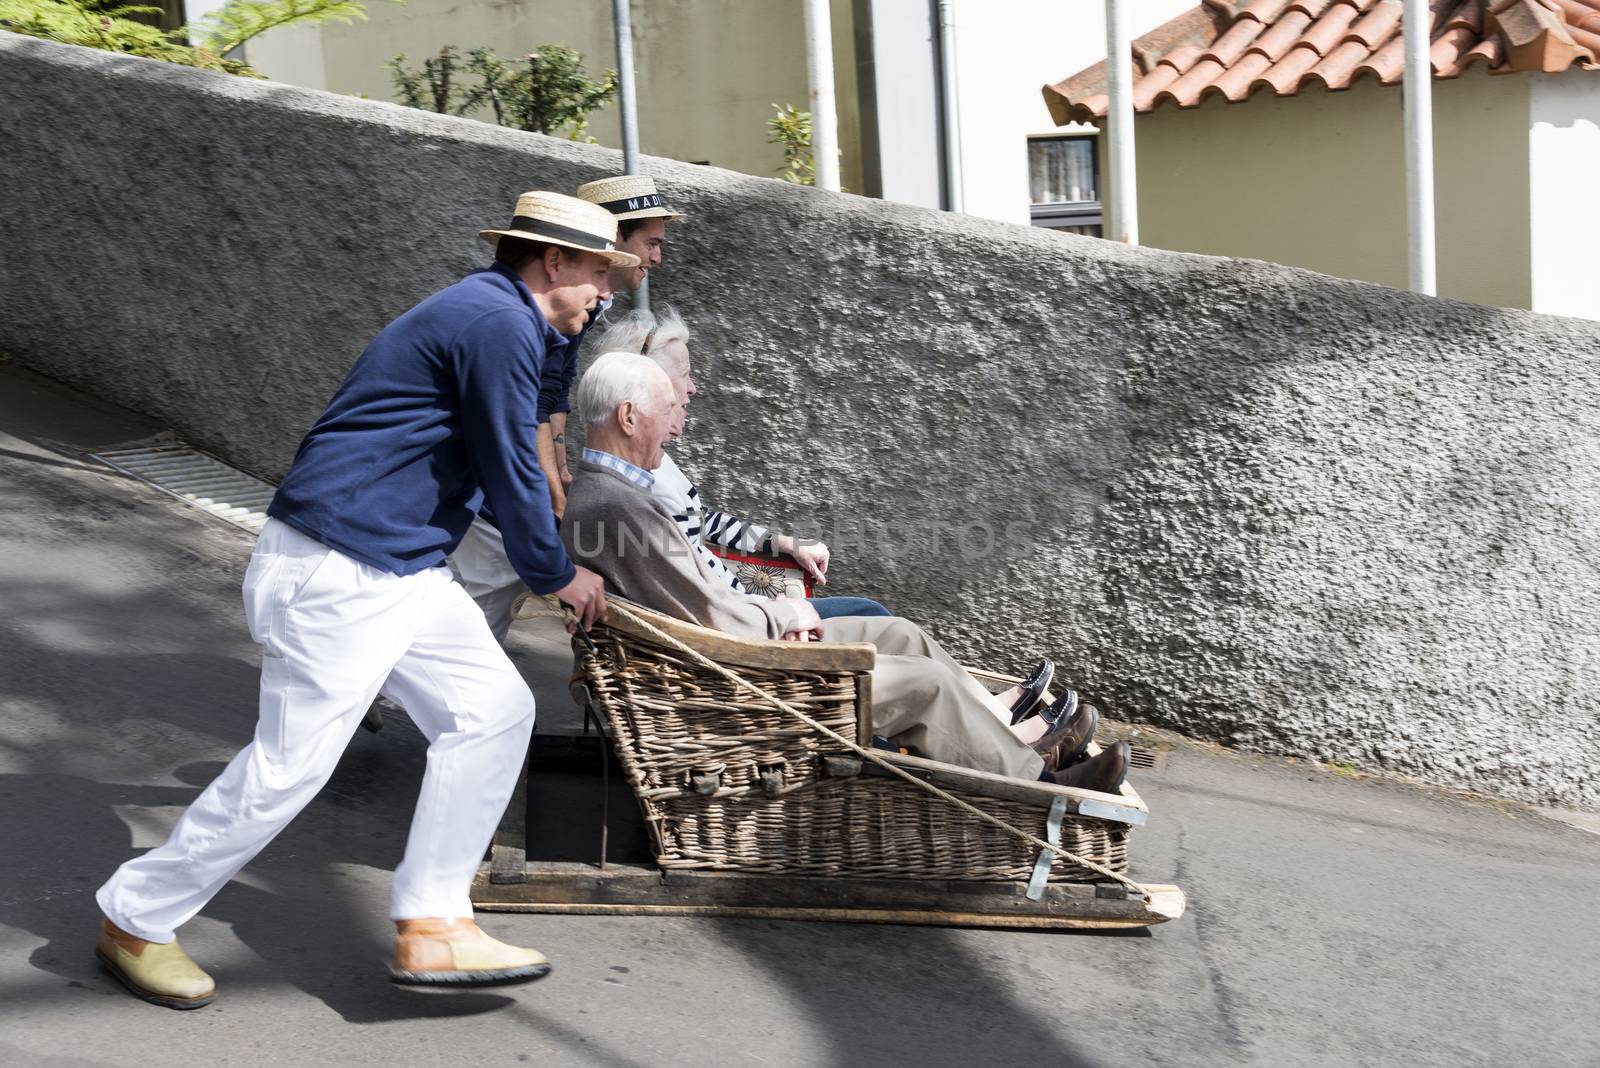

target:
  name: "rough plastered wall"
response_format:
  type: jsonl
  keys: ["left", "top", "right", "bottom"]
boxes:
{"left": 3, "top": 34, "right": 1598, "bottom": 808}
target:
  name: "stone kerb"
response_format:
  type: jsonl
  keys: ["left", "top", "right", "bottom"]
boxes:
{"left": 3, "top": 32, "right": 1598, "bottom": 808}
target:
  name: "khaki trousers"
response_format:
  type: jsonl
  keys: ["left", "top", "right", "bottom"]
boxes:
{"left": 822, "top": 616, "right": 1045, "bottom": 781}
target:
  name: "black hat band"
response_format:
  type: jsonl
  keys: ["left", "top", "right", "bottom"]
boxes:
{"left": 507, "top": 216, "right": 616, "bottom": 252}
{"left": 596, "top": 192, "right": 666, "bottom": 214}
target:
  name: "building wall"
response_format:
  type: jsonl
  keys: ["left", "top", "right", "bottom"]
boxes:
{"left": 1133, "top": 73, "right": 1535, "bottom": 311}
{"left": 1529, "top": 71, "right": 1600, "bottom": 320}
{"left": 244, "top": 0, "right": 865, "bottom": 192}
{"left": 7, "top": 35, "right": 1600, "bottom": 808}
{"left": 951, "top": 0, "right": 1192, "bottom": 224}
{"left": 242, "top": 0, "right": 1192, "bottom": 225}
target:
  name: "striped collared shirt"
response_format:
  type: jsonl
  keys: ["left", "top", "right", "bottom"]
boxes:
{"left": 581, "top": 448, "right": 656, "bottom": 491}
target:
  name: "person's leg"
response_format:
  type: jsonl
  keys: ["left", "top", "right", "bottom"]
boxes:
{"left": 825, "top": 615, "right": 1013, "bottom": 718}
{"left": 448, "top": 516, "right": 528, "bottom": 644}
{"left": 378, "top": 572, "right": 536, "bottom": 921}
{"left": 96, "top": 520, "right": 421, "bottom": 944}
{"left": 868, "top": 654, "right": 1045, "bottom": 779}
{"left": 811, "top": 595, "right": 892, "bottom": 619}
{"left": 371, "top": 571, "right": 549, "bottom": 985}
{"left": 825, "top": 616, "right": 1044, "bottom": 779}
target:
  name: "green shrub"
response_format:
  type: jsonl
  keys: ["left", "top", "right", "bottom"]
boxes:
{"left": 0, "top": 0, "right": 392, "bottom": 78}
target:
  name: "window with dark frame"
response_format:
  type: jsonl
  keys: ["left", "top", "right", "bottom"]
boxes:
{"left": 1028, "top": 135, "right": 1102, "bottom": 237}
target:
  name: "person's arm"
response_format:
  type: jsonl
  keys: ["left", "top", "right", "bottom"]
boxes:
{"left": 454, "top": 309, "right": 577, "bottom": 595}
{"left": 571, "top": 494, "right": 805, "bottom": 640}
{"left": 701, "top": 508, "right": 829, "bottom": 587}
{"left": 549, "top": 412, "right": 574, "bottom": 487}
{"left": 534, "top": 421, "right": 566, "bottom": 517}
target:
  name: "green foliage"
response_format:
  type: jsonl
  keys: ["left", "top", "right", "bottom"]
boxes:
{"left": 0, "top": 0, "right": 394, "bottom": 78}
{"left": 386, "top": 43, "right": 617, "bottom": 140}
{"left": 385, "top": 44, "right": 465, "bottom": 113}
{"left": 190, "top": 0, "right": 374, "bottom": 58}
{"left": 767, "top": 102, "right": 814, "bottom": 185}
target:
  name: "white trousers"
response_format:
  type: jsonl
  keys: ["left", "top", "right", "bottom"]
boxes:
{"left": 97, "top": 518, "right": 536, "bottom": 943}
{"left": 448, "top": 516, "right": 526, "bottom": 645}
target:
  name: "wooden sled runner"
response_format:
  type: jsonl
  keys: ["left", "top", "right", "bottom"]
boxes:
{"left": 473, "top": 600, "right": 1186, "bottom": 930}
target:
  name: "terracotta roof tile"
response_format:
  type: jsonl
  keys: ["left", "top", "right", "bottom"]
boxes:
{"left": 1241, "top": 0, "right": 1297, "bottom": 19}
{"left": 1553, "top": 0, "right": 1600, "bottom": 32}
{"left": 1308, "top": 36, "right": 1381, "bottom": 86}
{"left": 1345, "top": 0, "right": 1405, "bottom": 48}
{"left": 1159, "top": 56, "right": 1232, "bottom": 106}
{"left": 1158, "top": 43, "right": 1210, "bottom": 75}
{"left": 1043, "top": 0, "right": 1600, "bottom": 123}
{"left": 1356, "top": 28, "right": 1411, "bottom": 79}
{"left": 1208, "top": 48, "right": 1278, "bottom": 97}
{"left": 1133, "top": 64, "right": 1186, "bottom": 109}
{"left": 1252, "top": 11, "right": 1319, "bottom": 58}
{"left": 1203, "top": 14, "right": 1272, "bottom": 66}
{"left": 1428, "top": 22, "right": 1483, "bottom": 69}
{"left": 1254, "top": 36, "right": 1328, "bottom": 92}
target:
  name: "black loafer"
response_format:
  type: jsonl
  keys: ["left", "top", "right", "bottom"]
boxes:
{"left": 1007, "top": 658, "right": 1055, "bottom": 725}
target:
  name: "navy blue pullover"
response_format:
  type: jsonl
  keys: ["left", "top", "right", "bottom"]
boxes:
{"left": 535, "top": 300, "right": 604, "bottom": 422}
{"left": 267, "top": 263, "right": 576, "bottom": 593}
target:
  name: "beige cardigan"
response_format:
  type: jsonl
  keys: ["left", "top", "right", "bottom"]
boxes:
{"left": 561, "top": 460, "right": 805, "bottom": 640}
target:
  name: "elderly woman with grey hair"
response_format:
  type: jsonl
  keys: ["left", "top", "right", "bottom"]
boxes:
{"left": 594, "top": 307, "right": 893, "bottom": 621}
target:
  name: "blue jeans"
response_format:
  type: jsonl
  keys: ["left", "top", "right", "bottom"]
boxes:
{"left": 811, "top": 595, "right": 892, "bottom": 619}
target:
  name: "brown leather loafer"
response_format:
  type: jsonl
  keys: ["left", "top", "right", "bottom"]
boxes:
{"left": 392, "top": 918, "right": 551, "bottom": 986}
{"left": 1047, "top": 741, "right": 1130, "bottom": 794}
{"left": 95, "top": 919, "right": 216, "bottom": 1009}
{"left": 1032, "top": 701, "right": 1098, "bottom": 770}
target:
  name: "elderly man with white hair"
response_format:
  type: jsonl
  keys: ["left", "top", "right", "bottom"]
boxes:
{"left": 561, "top": 352, "right": 1130, "bottom": 791}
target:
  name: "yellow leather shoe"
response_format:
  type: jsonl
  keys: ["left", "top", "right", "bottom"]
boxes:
{"left": 95, "top": 919, "right": 216, "bottom": 1009}
{"left": 391, "top": 918, "right": 551, "bottom": 986}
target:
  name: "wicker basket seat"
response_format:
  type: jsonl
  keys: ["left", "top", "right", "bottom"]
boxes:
{"left": 572, "top": 599, "right": 1145, "bottom": 885}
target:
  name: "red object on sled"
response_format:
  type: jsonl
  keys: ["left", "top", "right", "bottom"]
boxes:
{"left": 705, "top": 547, "right": 814, "bottom": 599}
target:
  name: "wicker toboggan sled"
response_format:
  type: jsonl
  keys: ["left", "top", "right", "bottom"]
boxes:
{"left": 472, "top": 598, "right": 1186, "bottom": 930}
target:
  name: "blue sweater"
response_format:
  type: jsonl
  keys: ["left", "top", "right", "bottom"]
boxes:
{"left": 267, "top": 263, "right": 576, "bottom": 594}
{"left": 535, "top": 298, "right": 606, "bottom": 422}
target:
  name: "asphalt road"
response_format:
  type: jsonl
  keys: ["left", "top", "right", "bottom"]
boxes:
{"left": 1, "top": 364, "right": 1596, "bottom": 1067}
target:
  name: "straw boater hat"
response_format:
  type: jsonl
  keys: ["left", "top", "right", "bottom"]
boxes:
{"left": 575, "top": 175, "right": 686, "bottom": 222}
{"left": 479, "top": 191, "right": 641, "bottom": 267}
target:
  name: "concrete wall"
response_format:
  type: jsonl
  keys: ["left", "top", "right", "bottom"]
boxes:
{"left": 244, "top": 0, "right": 866, "bottom": 193}
{"left": 1529, "top": 71, "right": 1600, "bottom": 321}
{"left": 4, "top": 34, "right": 1600, "bottom": 809}
{"left": 1135, "top": 73, "right": 1537, "bottom": 312}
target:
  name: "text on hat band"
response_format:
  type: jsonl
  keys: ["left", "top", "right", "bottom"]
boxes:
{"left": 597, "top": 192, "right": 664, "bottom": 214}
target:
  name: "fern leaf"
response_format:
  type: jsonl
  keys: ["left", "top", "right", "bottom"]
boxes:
{"left": 191, "top": 0, "right": 391, "bottom": 57}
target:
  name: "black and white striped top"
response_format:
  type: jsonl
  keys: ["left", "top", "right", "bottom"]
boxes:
{"left": 652, "top": 452, "right": 773, "bottom": 595}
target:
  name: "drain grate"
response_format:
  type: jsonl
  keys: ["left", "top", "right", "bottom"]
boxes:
{"left": 1129, "top": 746, "right": 1159, "bottom": 769}
{"left": 93, "top": 444, "right": 276, "bottom": 533}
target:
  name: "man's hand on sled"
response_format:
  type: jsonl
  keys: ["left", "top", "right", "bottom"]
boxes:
{"left": 779, "top": 597, "right": 824, "bottom": 642}
{"left": 775, "top": 535, "right": 829, "bottom": 587}
{"left": 556, "top": 566, "right": 607, "bottom": 629}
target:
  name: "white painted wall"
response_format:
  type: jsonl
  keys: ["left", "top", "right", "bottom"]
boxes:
{"left": 950, "top": 0, "right": 1193, "bottom": 224}
{"left": 1529, "top": 72, "right": 1600, "bottom": 321}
